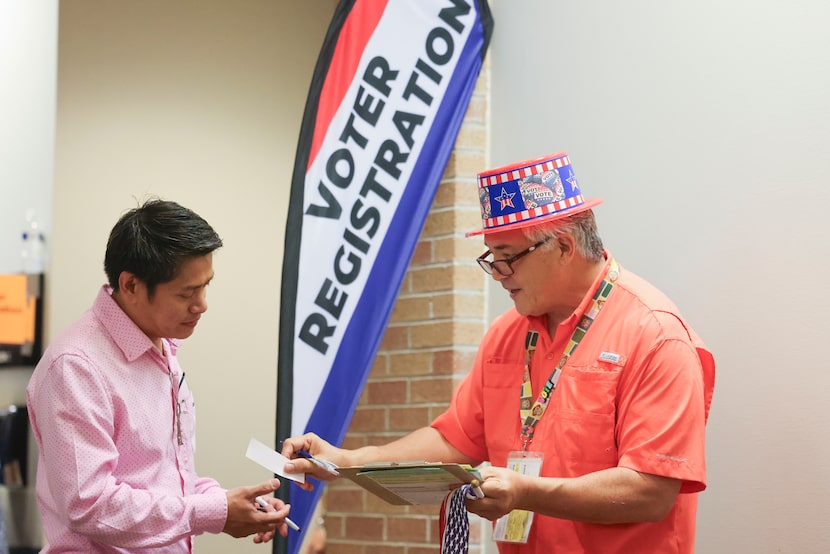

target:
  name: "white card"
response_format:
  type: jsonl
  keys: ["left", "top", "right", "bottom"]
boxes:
{"left": 245, "top": 437, "right": 305, "bottom": 483}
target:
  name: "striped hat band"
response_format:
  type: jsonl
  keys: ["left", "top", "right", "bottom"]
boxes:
{"left": 467, "top": 151, "right": 603, "bottom": 237}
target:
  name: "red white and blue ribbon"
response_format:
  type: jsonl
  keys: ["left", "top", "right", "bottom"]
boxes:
{"left": 439, "top": 484, "right": 477, "bottom": 554}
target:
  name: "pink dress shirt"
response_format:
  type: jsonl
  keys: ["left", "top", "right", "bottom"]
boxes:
{"left": 27, "top": 286, "right": 227, "bottom": 553}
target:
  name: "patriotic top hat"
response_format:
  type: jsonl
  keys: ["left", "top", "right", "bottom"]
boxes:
{"left": 467, "top": 152, "right": 603, "bottom": 237}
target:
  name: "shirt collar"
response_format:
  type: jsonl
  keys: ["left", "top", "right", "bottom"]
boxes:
{"left": 93, "top": 285, "right": 162, "bottom": 363}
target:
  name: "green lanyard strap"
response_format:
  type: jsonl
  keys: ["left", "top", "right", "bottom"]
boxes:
{"left": 519, "top": 258, "right": 620, "bottom": 450}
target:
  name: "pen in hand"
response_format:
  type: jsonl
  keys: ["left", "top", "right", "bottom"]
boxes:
{"left": 467, "top": 479, "right": 485, "bottom": 500}
{"left": 296, "top": 449, "right": 340, "bottom": 477}
{"left": 255, "top": 496, "right": 301, "bottom": 532}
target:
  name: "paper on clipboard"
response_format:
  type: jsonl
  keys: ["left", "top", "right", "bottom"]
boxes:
{"left": 337, "top": 462, "right": 481, "bottom": 505}
{"left": 245, "top": 437, "right": 305, "bottom": 483}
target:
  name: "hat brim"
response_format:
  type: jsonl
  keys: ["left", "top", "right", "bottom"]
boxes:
{"left": 466, "top": 197, "right": 604, "bottom": 237}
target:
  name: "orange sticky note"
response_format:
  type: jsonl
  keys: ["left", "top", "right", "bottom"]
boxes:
{"left": 0, "top": 274, "right": 37, "bottom": 345}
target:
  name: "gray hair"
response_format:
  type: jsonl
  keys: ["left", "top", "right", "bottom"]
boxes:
{"left": 521, "top": 209, "right": 605, "bottom": 263}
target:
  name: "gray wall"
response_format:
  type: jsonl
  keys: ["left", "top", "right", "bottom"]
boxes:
{"left": 0, "top": 3, "right": 57, "bottom": 549}
{"left": 0, "top": 1, "right": 57, "bottom": 404}
{"left": 488, "top": 1, "right": 830, "bottom": 552}
{"left": 0, "top": 1, "right": 56, "bottom": 276}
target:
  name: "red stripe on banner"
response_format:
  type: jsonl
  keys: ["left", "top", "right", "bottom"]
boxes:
{"left": 307, "top": 0, "right": 389, "bottom": 171}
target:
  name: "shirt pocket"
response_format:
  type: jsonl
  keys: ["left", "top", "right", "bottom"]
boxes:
{"left": 177, "top": 383, "right": 197, "bottom": 451}
{"left": 481, "top": 359, "right": 523, "bottom": 463}
{"left": 549, "top": 361, "right": 624, "bottom": 467}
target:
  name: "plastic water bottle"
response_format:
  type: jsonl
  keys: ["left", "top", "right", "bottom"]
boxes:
{"left": 21, "top": 210, "right": 45, "bottom": 274}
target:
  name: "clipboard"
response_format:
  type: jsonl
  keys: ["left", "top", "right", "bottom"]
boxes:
{"left": 336, "top": 462, "right": 481, "bottom": 505}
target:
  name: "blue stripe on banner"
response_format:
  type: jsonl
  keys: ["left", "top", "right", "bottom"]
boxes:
{"left": 278, "top": 2, "right": 492, "bottom": 553}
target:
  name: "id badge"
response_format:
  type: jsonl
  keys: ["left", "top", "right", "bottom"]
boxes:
{"left": 492, "top": 451, "right": 544, "bottom": 544}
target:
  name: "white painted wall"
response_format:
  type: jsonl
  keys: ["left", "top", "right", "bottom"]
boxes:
{"left": 0, "top": 3, "right": 57, "bottom": 548}
{"left": 0, "top": 0, "right": 57, "bottom": 404}
{"left": 487, "top": 1, "right": 830, "bottom": 552}
{"left": 0, "top": 0, "right": 56, "bottom": 276}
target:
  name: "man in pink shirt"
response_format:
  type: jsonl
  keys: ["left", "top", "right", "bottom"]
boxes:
{"left": 27, "top": 199, "right": 291, "bottom": 553}
{"left": 280, "top": 152, "right": 716, "bottom": 553}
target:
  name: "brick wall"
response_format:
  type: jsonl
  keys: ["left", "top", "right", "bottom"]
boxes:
{"left": 322, "top": 63, "right": 491, "bottom": 553}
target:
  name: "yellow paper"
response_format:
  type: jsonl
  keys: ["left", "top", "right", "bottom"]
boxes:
{"left": 504, "top": 509, "right": 531, "bottom": 541}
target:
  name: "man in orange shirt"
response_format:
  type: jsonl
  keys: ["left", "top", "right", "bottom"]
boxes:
{"left": 283, "top": 152, "right": 715, "bottom": 553}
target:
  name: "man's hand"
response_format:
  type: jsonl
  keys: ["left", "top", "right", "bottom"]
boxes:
{"left": 281, "top": 433, "right": 344, "bottom": 490}
{"left": 223, "top": 479, "right": 290, "bottom": 541}
{"left": 464, "top": 466, "right": 523, "bottom": 521}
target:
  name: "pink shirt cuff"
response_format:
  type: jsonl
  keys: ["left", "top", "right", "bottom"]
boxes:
{"left": 190, "top": 492, "right": 228, "bottom": 535}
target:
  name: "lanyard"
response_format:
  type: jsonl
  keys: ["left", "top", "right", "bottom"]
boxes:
{"left": 519, "top": 258, "right": 620, "bottom": 451}
{"left": 162, "top": 342, "right": 184, "bottom": 447}
{"left": 167, "top": 368, "right": 183, "bottom": 446}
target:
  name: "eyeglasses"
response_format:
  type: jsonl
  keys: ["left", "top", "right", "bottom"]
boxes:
{"left": 476, "top": 237, "right": 551, "bottom": 276}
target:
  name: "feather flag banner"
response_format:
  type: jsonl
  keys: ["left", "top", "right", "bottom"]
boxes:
{"left": 275, "top": 1, "right": 492, "bottom": 552}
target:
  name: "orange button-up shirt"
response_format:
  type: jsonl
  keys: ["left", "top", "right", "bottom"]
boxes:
{"left": 433, "top": 254, "right": 715, "bottom": 553}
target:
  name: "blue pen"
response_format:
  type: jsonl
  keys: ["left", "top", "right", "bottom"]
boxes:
{"left": 296, "top": 449, "right": 340, "bottom": 476}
